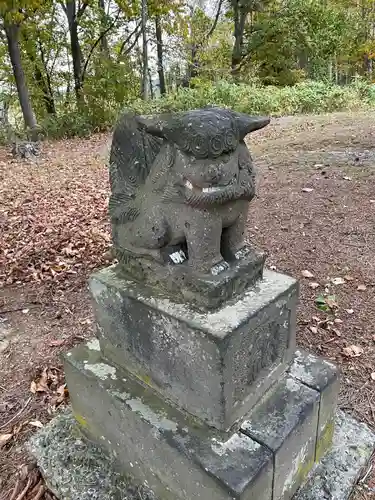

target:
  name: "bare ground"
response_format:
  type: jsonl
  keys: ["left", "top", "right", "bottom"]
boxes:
{"left": 0, "top": 111, "right": 374, "bottom": 499}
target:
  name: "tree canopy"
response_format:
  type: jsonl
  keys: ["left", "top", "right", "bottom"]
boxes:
{"left": 0, "top": 0, "right": 374, "bottom": 135}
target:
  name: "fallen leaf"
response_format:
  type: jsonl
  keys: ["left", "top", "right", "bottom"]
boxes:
{"left": 357, "top": 284, "right": 367, "bottom": 291}
{"left": 343, "top": 176, "right": 352, "bottom": 181}
{"left": 334, "top": 318, "right": 343, "bottom": 324}
{"left": 345, "top": 309, "right": 354, "bottom": 315}
{"left": 55, "top": 384, "right": 69, "bottom": 405}
{"left": 302, "top": 270, "right": 314, "bottom": 278}
{"left": 332, "top": 328, "right": 341, "bottom": 337}
{"left": 314, "top": 163, "right": 324, "bottom": 169}
{"left": 371, "top": 373, "right": 375, "bottom": 381}
{"left": 318, "top": 318, "right": 330, "bottom": 329}
{"left": 309, "top": 326, "right": 318, "bottom": 334}
{"left": 370, "top": 200, "right": 375, "bottom": 203}
{"left": 309, "top": 282, "right": 320, "bottom": 289}
{"left": 21, "top": 308, "right": 29, "bottom": 314}
{"left": 302, "top": 187, "right": 314, "bottom": 193}
{"left": 331, "top": 277, "right": 345, "bottom": 285}
{"left": 79, "top": 318, "right": 92, "bottom": 325}
{"left": 325, "top": 295, "right": 338, "bottom": 309}
{"left": 316, "top": 295, "right": 329, "bottom": 311}
{"left": 48, "top": 339, "right": 65, "bottom": 347}
{"left": 343, "top": 275, "right": 354, "bottom": 281}
{"left": 29, "top": 420, "right": 43, "bottom": 428}
{"left": 342, "top": 345, "right": 363, "bottom": 357}
{"left": 30, "top": 367, "right": 49, "bottom": 393}
{"left": 0, "top": 433, "right": 13, "bottom": 448}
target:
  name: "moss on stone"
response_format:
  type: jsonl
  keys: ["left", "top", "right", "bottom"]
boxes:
{"left": 315, "top": 419, "right": 335, "bottom": 462}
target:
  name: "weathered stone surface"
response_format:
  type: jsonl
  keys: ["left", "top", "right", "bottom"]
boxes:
{"left": 28, "top": 410, "right": 156, "bottom": 500}
{"left": 295, "top": 410, "right": 375, "bottom": 500}
{"left": 109, "top": 108, "right": 270, "bottom": 308}
{"left": 30, "top": 381, "right": 374, "bottom": 500}
{"left": 289, "top": 349, "right": 339, "bottom": 461}
{"left": 63, "top": 342, "right": 274, "bottom": 500}
{"left": 90, "top": 267, "right": 298, "bottom": 430}
{"left": 241, "top": 376, "right": 320, "bottom": 500}
{"left": 117, "top": 245, "right": 266, "bottom": 312}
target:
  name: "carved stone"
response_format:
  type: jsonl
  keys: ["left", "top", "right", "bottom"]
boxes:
{"left": 109, "top": 107, "right": 269, "bottom": 309}
{"left": 30, "top": 107, "right": 356, "bottom": 500}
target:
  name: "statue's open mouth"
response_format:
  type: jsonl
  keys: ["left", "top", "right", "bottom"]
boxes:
{"left": 184, "top": 179, "right": 235, "bottom": 193}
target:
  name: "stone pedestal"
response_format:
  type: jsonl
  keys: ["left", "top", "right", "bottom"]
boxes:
{"left": 60, "top": 263, "right": 343, "bottom": 500}
{"left": 89, "top": 265, "right": 298, "bottom": 430}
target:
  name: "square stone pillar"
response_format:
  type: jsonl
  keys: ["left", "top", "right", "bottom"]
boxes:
{"left": 89, "top": 265, "right": 298, "bottom": 430}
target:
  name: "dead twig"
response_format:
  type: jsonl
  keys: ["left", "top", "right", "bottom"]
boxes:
{"left": 31, "top": 484, "right": 45, "bottom": 500}
{"left": 15, "top": 477, "right": 31, "bottom": 500}
{"left": 9, "top": 479, "right": 21, "bottom": 500}
{"left": 0, "top": 397, "right": 31, "bottom": 430}
{"left": 0, "top": 303, "right": 41, "bottom": 315}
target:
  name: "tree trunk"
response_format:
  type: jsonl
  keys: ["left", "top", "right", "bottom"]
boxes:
{"left": 65, "top": 0, "right": 84, "bottom": 103}
{"left": 23, "top": 33, "right": 56, "bottom": 115}
{"left": 231, "top": 1, "right": 246, "bottom": 76}
{"left": 5, "top": 23, "right": 37, "bottom": 131}
{"left": 148, "top": 67, "right": 154, "bottom": 99}
{"left": 155, "top": 15, "right": 166, "bottom": 95}
{"left": 98, "top": 0, "right": 110, "bottom": 57}
{"left": 141, "top": 0, "right": 149, "bottom": 100}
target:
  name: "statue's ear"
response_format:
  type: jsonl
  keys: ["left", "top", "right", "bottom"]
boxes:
{"left": 232, "top": 112, "right": 270, "bottom": 140}
{"left": 136, "top": 115, "right": 172, "bottom": 138}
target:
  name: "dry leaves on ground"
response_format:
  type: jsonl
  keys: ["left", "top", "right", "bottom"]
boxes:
{"left": 30, "top": 367, "right": 69, "bottom": 410}
{"left": 0, "top": 461, "right": 57, "bottom": 500}
{"left": 0, "top": 135, "right": 112, "bottom": 291}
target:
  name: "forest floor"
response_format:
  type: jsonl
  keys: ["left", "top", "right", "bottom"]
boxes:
{"left": 0, "top": 111, "right": 375, "bottom": 500}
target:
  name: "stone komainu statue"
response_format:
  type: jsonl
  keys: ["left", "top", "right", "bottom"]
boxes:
{"left": 109, "top": 107, "right": 269, "bottom": 294}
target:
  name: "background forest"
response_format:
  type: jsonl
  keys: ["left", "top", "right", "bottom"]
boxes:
{"left": 1, "top": 0, "right": 375, "bottom": 140}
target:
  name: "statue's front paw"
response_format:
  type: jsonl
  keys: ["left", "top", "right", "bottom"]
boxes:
{"left": 210, "top": 260, "right": 230, "bottom": 276}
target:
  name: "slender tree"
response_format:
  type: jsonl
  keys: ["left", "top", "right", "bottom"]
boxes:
{"left": 60, "top": 0, "right": 89, "bottom": 103}
{"left": 155, "top": 15, "right": 166, "bottom": 94}
{"left": 0, "top": 3, "right": 38, "bottom": 131}
{"left": 141, "top": 0, "right": 149, "bottom": 99}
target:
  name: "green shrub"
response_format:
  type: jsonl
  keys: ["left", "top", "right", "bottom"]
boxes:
{"left": 134, "top": 80, "right": 374, "bottom": 117}
{"left": 17, "top": 79, "right": 375, "bottom": 142}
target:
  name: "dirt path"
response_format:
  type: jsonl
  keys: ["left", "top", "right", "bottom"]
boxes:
{"left": 1, "top": 112, "right": 374, "bottom": 499}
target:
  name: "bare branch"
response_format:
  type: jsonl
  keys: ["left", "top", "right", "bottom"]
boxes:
{"left": 118, "top": 21, "right": 141, "bottom": 56}
{"left": 206, "top": 0, "right": 224, "bottom": 39}
{"left": 123, "top": 28, "right": 142, "bottom": 56}
{"left": 81, "top": 9, "right": 121, "bottom": 82}
{"left": 77, "top": 0, "right": 89, "bottom": 19}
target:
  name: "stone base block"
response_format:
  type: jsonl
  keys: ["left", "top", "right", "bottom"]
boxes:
{"left": 116, "top": 245, "right": 266, "bottom": 312}
{"left": 89, "top": 267, "right": 298, "bottom": 430}
{"left": 60, "top": 343, "right": 341, "bottom": 500}
{"left": 64, "top": 342, "right": 274, "bottom": 500}
{"left": 28, "top": 409, "right": 375, "bottom": 500}
{"left": 289, "top": 350, "right": 339, "bottom": 462}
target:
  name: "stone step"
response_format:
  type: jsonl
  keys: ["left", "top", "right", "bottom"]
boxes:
{"left": 62, "top": 343, "right": 339, "bottom": 500}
